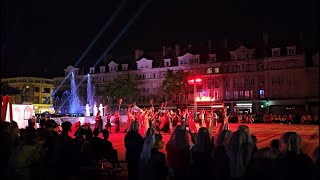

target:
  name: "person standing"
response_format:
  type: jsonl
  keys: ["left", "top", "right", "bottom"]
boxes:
{"left": 95, "top": 110, "right": 103, "bottom": 131}
{"left": 105, "top": 113, "right": 112, "bottom": 133}
{"left": 124, "top": 121, "right": 143, "bottom": 180}
{"left": 114, "top": 111, "right": 120, "bottom": 133}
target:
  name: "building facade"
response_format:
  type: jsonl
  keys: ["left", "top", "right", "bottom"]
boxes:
{"left": 1, "top": 77, "right": 54, "bottom": 114}
{"left": 53, "top": 43, "right": 319, "bottom": 114}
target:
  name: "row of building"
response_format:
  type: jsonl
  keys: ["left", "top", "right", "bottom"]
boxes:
{"left": 2, "top": 36, "right": 319, "bottom": 114}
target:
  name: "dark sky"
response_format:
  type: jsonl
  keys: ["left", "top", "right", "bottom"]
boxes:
{"left": 1, "top": 0, "right": 318, "bottom": 78}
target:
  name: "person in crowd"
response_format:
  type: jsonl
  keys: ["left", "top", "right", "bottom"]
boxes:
{"left": 124, "top": 120, "right": 143, "bottom": 180}
{"left": 139, "top": 131, "right": 167, "bottom": 180}
{"left": 11, "top": 127, "right": 43, "bottom": 180}
{"left": 51, "top": 121, "right": 76, "bottom": 179}
{"left": 312, "top": 146, "right": 319, "bottom": 180}
{"left": 101, "top": 129, "right": 122, "bottom": 168}
{"left": 73, "top": 126, "right": 93, "bottom": 171}
{"left": 226, "top": 126, "right": 254, "bottom": 180}
{"left": 272, "top": 132, "right": 314, "bottom": 180}
{"left": 212, "top": 129, "right": 233, "bottom": 180}
{"left": 270, "top": 138, "right": 281, "bottom": 155}
{"left": 251, "top": 135, "right": 258, "bottom": 156}
{"left": 190, "top": 127, "right": 213, "bottom": 178}
{"left": 90, "top": 128, "right": 104, "bottom": 162}
{"left": 166, "top": 125, "right": 191, "bottom": 179}
{"left": 245, "top": 147, "right": 280, "bottom": 180}
{"left": 95, "top": 110, "right": 103, "bottom": 131}
{"left": 25, "top": 118, "right": 37, "bottom": 135}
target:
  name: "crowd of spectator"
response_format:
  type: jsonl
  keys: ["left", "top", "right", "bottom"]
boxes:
{"left": 0, "top": 117, "right": 319, "bottom": 180}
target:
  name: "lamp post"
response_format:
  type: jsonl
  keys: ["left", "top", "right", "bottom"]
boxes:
{"left": 188, "top": 78, "right": 202, "bottom": 119}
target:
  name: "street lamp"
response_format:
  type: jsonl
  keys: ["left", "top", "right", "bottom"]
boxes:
{"left": 188, "top": 77, "right": 202, "bottom": 118}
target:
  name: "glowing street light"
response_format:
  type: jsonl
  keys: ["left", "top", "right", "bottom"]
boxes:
{"left": 188, "top": 77, "right": 203, "bottom": 118}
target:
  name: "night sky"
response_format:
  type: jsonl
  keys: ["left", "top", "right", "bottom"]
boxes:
{"left": 1, "top": 0, "right": 318, "bottom": 78}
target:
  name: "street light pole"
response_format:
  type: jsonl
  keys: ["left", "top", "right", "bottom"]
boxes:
{"left": 194, "top": 81, "right": 197, "bottom": 119}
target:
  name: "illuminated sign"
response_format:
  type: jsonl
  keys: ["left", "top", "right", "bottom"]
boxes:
{"left": 188, "top": 78, "right": 202, "bottom": 84}
{"left": 195, "top": 96, "right": 215, "bottom": 102}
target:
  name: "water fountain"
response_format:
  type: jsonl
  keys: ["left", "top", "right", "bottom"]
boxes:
{"left": 69, "top": 72, "right": 81, "bottom": 114}
{"left": 86, "top": 74, "right": 94, "bottom": 113}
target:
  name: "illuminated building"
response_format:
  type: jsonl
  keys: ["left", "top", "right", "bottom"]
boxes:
{"left": 1, "top": 77, "right": 54, "bottom": 114}
{"left": 53, "top": 34, "right": 319, "bottom": 114}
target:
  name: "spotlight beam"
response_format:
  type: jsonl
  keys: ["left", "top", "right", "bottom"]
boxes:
{"left": 57, "top": 0, "right": 152, "bottom": 111}
{"left": 51, "top": 0, "right": 127, "bottom": 99}
{"left": 93, "top": 0, "right": 152, "bottom": 68}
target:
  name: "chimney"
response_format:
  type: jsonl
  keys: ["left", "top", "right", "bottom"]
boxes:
{"left": 135, "top": 49, "right": 140, "bottom": 60}
{"left": 134, "top": 49, "right": 144, "bottom": 60}
{"left": 263, "top": 32, "right": 269, "bottom": 46}
{"left": 223, "top": 37, "right": 228, "bottom": 50}
{"left": 208, "top": 40, "right": 212, "bottom": 53}
{"left": 175, "top": 44, "right": 180, "bottom": 56}
{"left": 162, "top": 46, "right": 166, "bottom": 57}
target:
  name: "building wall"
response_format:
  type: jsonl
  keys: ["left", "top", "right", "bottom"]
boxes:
{"left": 53, "top": 51, "right": 319, "bottom": 114}
{"left": 1, "top": 77, "right": 54, "bottom": 113}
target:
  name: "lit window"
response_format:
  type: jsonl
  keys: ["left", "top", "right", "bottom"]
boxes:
{"left": 259, "top": 89, "right": 265, "bottom": 99}
{"left": 225, "top": 91, "right": 230, "bottom": 100}
{"left": 214, "top": 67, "right": 220, "bottom": 73}
{"left": 207, "top": 68, "right": 213, "bottom": 74}
{"left": 245, "top": 91, "right": 250, "bottom": 99}
{"left": 233, "top": 91, "right": 238, "bottom": 99}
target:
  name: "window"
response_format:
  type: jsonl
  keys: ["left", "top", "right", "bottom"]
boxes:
{"left": 214, "top": 79, "right": 219, "bottom": 88}
{"left": 245, "top": 91, "right": 250, "bottom": 99}
{"left": 225, "top": 91, "right": 230, "bottom": 100}
{"left": 207, "top": 68, "right": 213, "bottom": 74}
{"left": 215, "top": 91, "right": 220, "bottom": 100}
{"left": 225, "top": 79, "right": 230, "bottom": 87}
{"left": 250, "top": 90, "right": 255, "bottom": 98}
{"left": 233, "top": 91, "right": 238, "bottom": 99}
{"left": 258, "top": 76, "right": 265, "bottom": 86}
{"left": 214, "top": 67, "right": 220, "bottom": 73}
{"left": 34, "top": 87, "right": 40, "bottom": 92}
{"left": 250, "top": 78, "right": 255, "bottom": 85}
{"left": 272, "top": 76, "right": 280, "bottom": 85}
{"left": 287, "top": 47, "right": 296, "bottom": 56}
{"left": 233, "top": 79, "right": 238, "bottom": 87}
{"left": 243, "top": 65, "right": 248, "bottom": 71}
{"left": 259, "top": 89, "right": 265, "bottom": 99}
{"left": 42, "top": 97, "right": 50, "bottom": 104}
{"left": 239, "top": 91, "right": 244, "bottom": 98}
{"left": 272, "top": 48, "right": 280, "bottom": 57}
{"left": 258, "top": 64, "right": 264, "bottom": 71}
{"left": 245, "top": 78, "right": 250, "bottom": 86}
{"left": 34, "top": 96, "right": 39, "bottom": 104}
{"left": 42, "top": 87, "right": 50, "bottom": 93}
{"left": 223, "top": 66, "right": 228, "bottom": 73}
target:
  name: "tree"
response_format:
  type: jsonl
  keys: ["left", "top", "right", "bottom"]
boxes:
{"left": 1, "top": 83, "right": 21, "bottom": 97}
{"left": 162, "top": 70, "right": 189, "bottom": 100}
{"left": 104, "top": 79, "right": 138, "bottom": 103}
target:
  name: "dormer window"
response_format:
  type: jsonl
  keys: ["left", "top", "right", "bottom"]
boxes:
{"left": 272, "top": 48, "right": 280, "bottom": 57}
{"left": 89, "top": 67, "right": 95, "bottom": 74}
{"left": 286, "top": 46, "right": 296, "bottom": 56}
{"left": 99, "top": 66, "right": 106, "bottom": 73}
{"left": 163, "top": 59, "right": 171, "bottom": 67}
{"left": 122, "top": 64, "right": 128, "bottom": 71}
